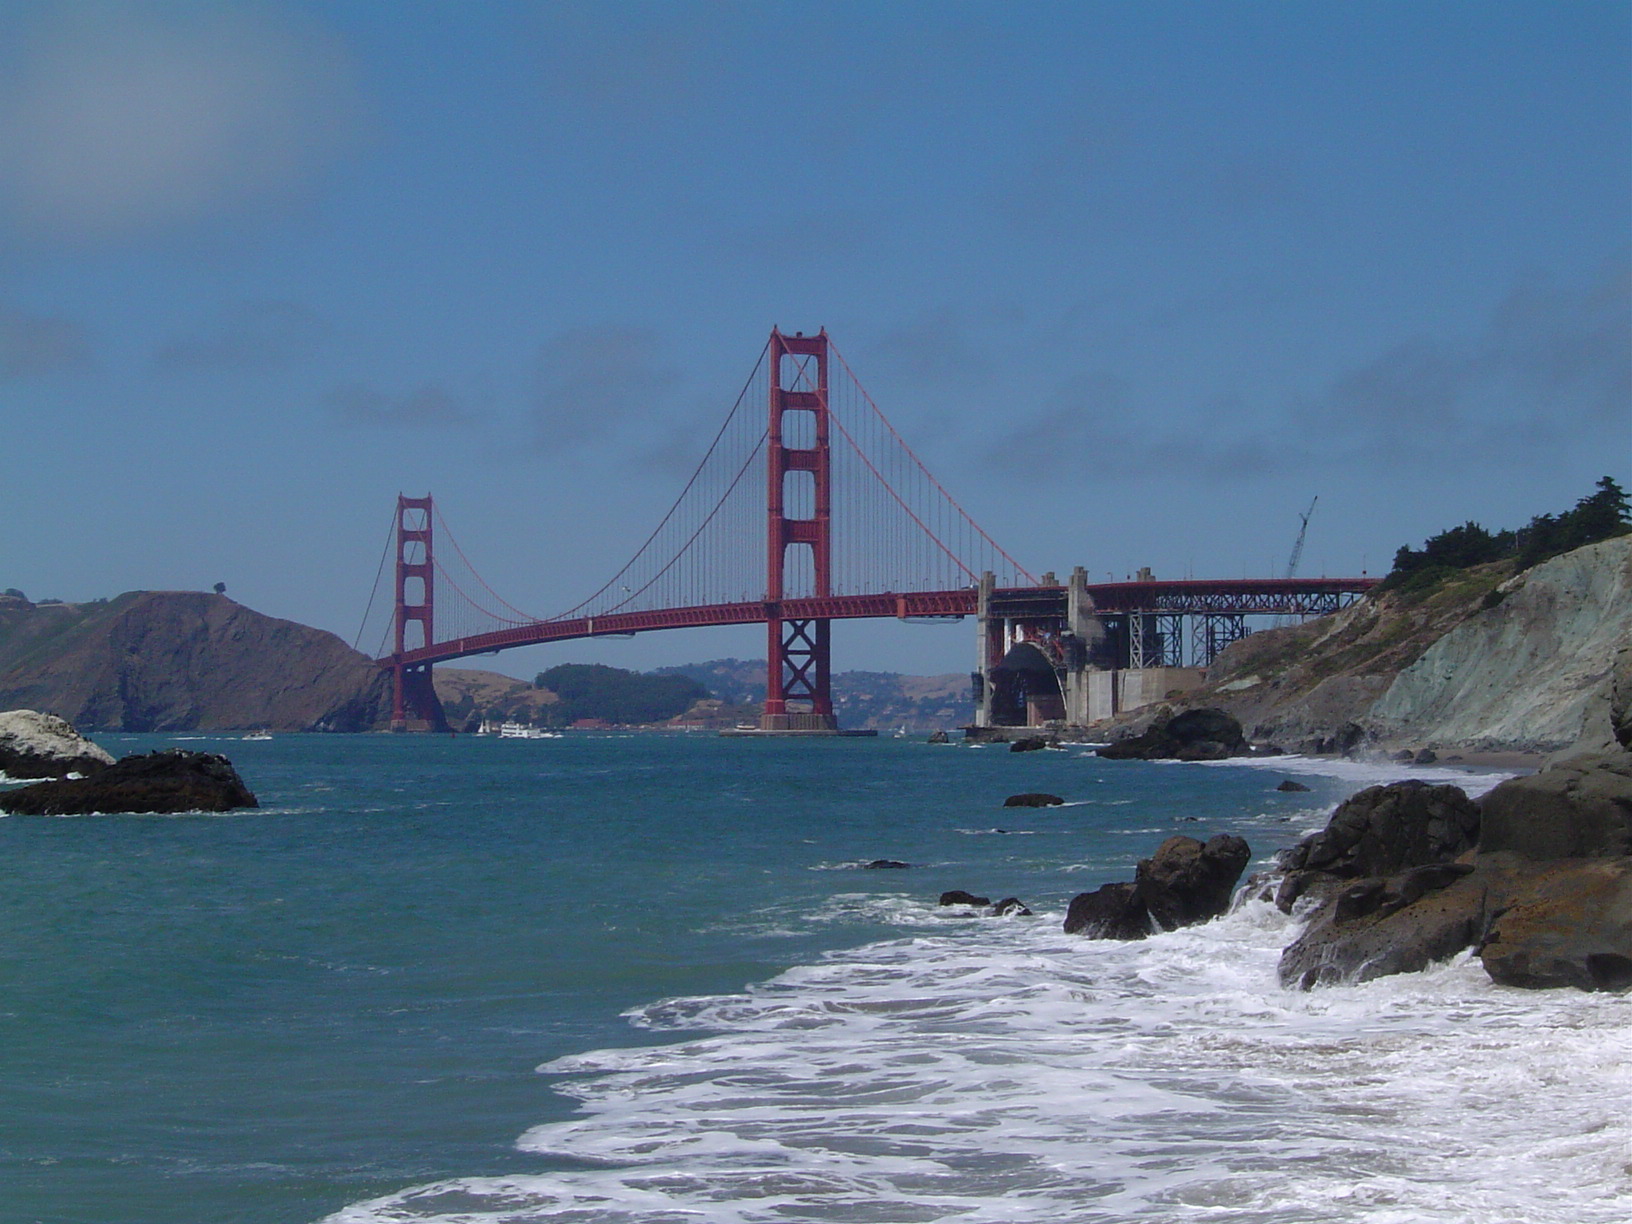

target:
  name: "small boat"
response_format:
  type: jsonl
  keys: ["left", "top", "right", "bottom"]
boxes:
{"left": 497, "top": 722, "right": 561, "bottom": 740}
{"left": 242, "top": 729, "right": 273, "bottom": 741}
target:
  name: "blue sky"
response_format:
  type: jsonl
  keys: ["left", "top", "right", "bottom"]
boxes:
{"left": 2, "top": 0, "right": 1627, "bottom": 678}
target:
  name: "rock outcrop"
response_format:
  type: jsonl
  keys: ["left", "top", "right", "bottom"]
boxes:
{"left": 1276, "top": 753, "right": 1632, "bottom": 993}
{"left": 0, "top": 709, "right": 114, "bottom": 778}
{"left": 1367, "top": 536, "right": 1632, "bottom": 753}
{"left": 1146, "top": 536, "right": 1632, "bottom": 757}
{"left": 1096, "top": 708, "right": 1247, "bottom": 762}
{"left": 0, "top": 749, "right": 258, "bottom": 815}
{"left": 0, "top": 591, "right": 392, "bottom": 732}
{"left": 1065, "top": 834, "right": 1251, "bottom": 939}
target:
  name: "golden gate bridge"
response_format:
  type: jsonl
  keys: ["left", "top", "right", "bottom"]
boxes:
{"left": 361, "top": 329, "right": 1374, "bottom": 732}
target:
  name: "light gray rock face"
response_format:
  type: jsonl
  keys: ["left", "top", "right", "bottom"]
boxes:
{"left": 1368, "top": 536, "right": 1632, "bottom": 753}
{"left": 0, "top": 709, "right": 115, "bottom": 779}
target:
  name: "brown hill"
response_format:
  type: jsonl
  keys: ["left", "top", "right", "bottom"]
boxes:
{"left": 0, "top": 591, "right": 391, "bottom": 732}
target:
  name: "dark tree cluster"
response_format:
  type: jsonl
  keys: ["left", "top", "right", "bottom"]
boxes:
{"left": 1381, "top": 476, "right": 1630, "bottom": 592}
{"left": 533, "top": 663, "right": 708, "bottom": 725}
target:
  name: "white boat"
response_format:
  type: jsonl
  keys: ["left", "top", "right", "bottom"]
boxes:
{"left": 497, "top": 722, "right": 561, "bottom": 740}
{"left": 242, "top": 729, "right": 273, "bottom": 741}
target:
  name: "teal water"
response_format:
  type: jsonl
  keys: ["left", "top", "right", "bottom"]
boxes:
{"left": 3, "top": 735, "right": 1625, "bottom": 1224}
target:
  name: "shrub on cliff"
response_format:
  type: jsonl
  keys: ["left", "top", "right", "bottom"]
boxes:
{"left": 1381, "top": 476, "right": 1630, "bottom": 593}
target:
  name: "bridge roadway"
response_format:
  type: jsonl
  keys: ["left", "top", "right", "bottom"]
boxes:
{"left": 384, "top": 577, "right": 1376, "bottom": 670}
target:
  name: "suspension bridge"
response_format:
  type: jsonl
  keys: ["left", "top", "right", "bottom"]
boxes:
{"left": 363, "top": 328, "right": 1374, "bottom": 732}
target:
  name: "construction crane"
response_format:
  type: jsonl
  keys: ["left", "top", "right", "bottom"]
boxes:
{"left": 1284, "top": 497, "right": 1318, "bottom": 579}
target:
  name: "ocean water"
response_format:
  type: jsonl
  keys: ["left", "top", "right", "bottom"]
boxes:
{"left": 1, "top": 734, "right": 1627, "bottom": 1224}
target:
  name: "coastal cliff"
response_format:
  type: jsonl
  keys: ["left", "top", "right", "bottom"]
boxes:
{"left": 0, "top": 591, "right": 391, "bottom": 732}
{"left": 1191, "top": 535, "right": 1632, "bottom": 756}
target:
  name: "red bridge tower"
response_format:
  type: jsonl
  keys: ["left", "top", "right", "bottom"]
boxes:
{"left": 762, "top": 328, "right": 836, "bottom": 730}
{"left": 390, "top": 494, "right": 447, "bottom": 732}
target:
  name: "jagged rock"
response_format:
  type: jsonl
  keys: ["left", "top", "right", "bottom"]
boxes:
{"left": 927, "top": 730, "right": 950, "bottom": 744}
{"left": 1478, "top": 859, "right": 1632, "bottom": 991}
{"left": 1003, "top": 792, "right": 1064, "bottom": 808}
{"left": 1277, "top": 780, "right": 1480, "bottom": 880}
{"left": 1276, "top": 779, "right": 1310, "bottom": 793}
{"left": 1009, "top": 736, "right": 1049, "bottom": 753}
{"left": 0, "top": 709, "right": 114, "bottom": 779}
{"left": 0, "top": 749, "right": 257, "bottom": 815}
{"left": 863, "top": 859, "right": 910, "bottom": 869}
{"left": 940, "top": 890, "right": 991, "bottom": 906}
{"left": 1279, "top": 866, "right": 1488, "bottom": 989}
{"left": 1414, "top": 749, "right": 1439, "bottom": 765}
{"left": 1096, "top": 708, "right": 1247, "bottom": 762}
{"left": 991, "top": 897, "right": 1031, "bottom": 917}
{"left": 1477, "top": 752, "right": 1632, "bottom": 860}
{"left": 1066, "top": 834, "right": 1251, "bottom": 939}
{"left": 1064, "top": 881, "right": 1149, "bottom": 939}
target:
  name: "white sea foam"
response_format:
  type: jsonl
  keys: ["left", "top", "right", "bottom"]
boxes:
{"left": 326, "top": 901, "right": 1632, "bottom": 1224}
{"left": 1194, "top": 752, "right": 1520, "bottom": 799}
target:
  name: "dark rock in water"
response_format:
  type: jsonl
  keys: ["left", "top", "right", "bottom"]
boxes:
{"left": 0, "top": 709, "right": 115, "bottom": 779}
{"left": 1276, "top": 779, "right": 1310, "bottom": 793}
{"left": 1279, "top": 865, "right": 1487, "bottom": 990}
{"left": 1065, "top": 834, "right": 1252, "bottom": 939}
{"left": 0, "top": 749, "right": 257, "bottom": 815}
{"left": 1393, "top": 749, "right": 1416, "bottom": 763}
{"left": 1477, "top": 752, "right": 1632, "bottom": 860}
{"left": 863, "top": 859, "right": 911, "bottom": 869}
{"left": 1277, "top": 780, "right": 1480, "bottom": 882}
{"left": 1096, "top": 708, "right": 1247, "bottom": 762}
{"left": 991, "top": 897, "right": 1031, "bottom": 917}
{"left": 1277, "top": 756, "right": 1632, "bottom": 993}
{"left": 940, "top": 890, "right": 991, "bottom": 907}
{"left": 1137, "top": 834, "right": 1252, "bottom": 930}
{"left": 1303, "top": 722, "right": 1366, "bottom": 757}
{"left": 1003, "top": 792, "right": 1064, "bottom": 808}
{"left": 1414, "top": 749, "right": 1439, "bottom": 765}
{"left": 1064, "top": 881, "right": 1149, "bottom": 939}
{"left": 1009, "top": 736, "right": 1049, "bottom": 753}
{"left": 927, "top": 730, "right": 950, "bottom": 744}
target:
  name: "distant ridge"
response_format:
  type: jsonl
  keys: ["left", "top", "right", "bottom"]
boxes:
{"left": 0, "top": 591, "right": 391, "bottom": 732}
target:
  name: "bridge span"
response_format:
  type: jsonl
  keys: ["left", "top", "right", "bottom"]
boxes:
{"left": 371, "top": 328, "right": 1374, "bottom": 731}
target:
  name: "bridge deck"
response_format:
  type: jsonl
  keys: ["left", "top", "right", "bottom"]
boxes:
{"left": 381, "top": 578, "right": 1376, "bottom": 670}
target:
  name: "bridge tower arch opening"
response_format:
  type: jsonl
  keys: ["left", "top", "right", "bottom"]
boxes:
{"left": 987, "top": 640, "right": 1068, "bottom": 727}
{"left": 763, "top": 328, "right": 836, "bottom": 731}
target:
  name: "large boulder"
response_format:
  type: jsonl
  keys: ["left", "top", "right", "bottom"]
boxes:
{"left": 0, "top": 709, "right": 115, "bottom": 779}
{"left": 1096, "top": 708, "right": 1248, "bottom": 762}
{"left": 1065, "top": 834, "right": 1251, "bottom": 939}
{"left": 1137, "top": 834, "right": 1252, "bottom": 929}
{"left": 1478, "top": 858, "right": 1632, "bottom": 991}
{"left": 1477, "top": 752, "right": 1632, "bottom": 860}
{"left": 1063, "top": 881, "right": 1150, "bottom": 939}
{"left": 1277, "top": 780, "right": 1480, "bottom": 882}
{"left": 0, "top": 749, "right": 257, "bottom": 815}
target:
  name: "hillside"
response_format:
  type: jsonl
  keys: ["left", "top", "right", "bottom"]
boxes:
{"left": 654, "top": 659, "right": 970, "bottom": 731}
{"left": 0, "top": 591, "right": 391, "bottom": 732}
{"left": 1189, "top": 534, "right": 1632, "bottom": 755}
